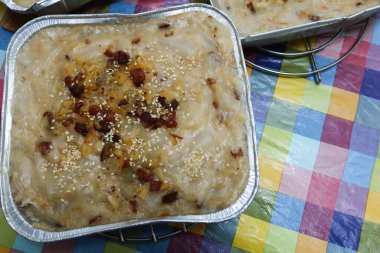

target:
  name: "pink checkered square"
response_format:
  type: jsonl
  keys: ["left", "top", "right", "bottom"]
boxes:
{"left": 279, "top": 164, "right": 313, "bottom": 201}
{"left": 316, "top": 36, "right": 344, "bottom": 60}
{"left": 314, "top": 142, "right": 349, "bottom": 179}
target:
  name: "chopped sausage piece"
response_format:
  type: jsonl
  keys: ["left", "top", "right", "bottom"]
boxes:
{"left": 88, "top": 105, "right": 101, "bottom": 116}
{"left": 112, "top": 134, "right": 121, "bottom": 143}
{"left": 308, "top": 14, "right": 321, "bottom": 21}
{"left": 122, "top": 160, "right": 131, "bottom": 170}
{"left": 231, "top": 148, "right": 244, "bottom": 158}
{"left": 139, "top": 111, "right": 160, "bottom": 129}
{"left": 165, "top": 99, "right": 179, "bottom": 111}
{"left": 115, "top": 51, "right": 130, "bottom": 65}
{"left": 68, "top": 83, "right": 85, "bottom": 98}
{"left": 104, "top": 49, "right": 114, "bottom": 58}
{"left": 130, "top": 68, "right": 146, "bottom": 87}
{"left": 118, "top": 99, "right": 128, "bottom": 106}
{"left": 94, "top": 119, "right": 111, "bottom": 133}
{"left": 246, "top": 2, "right": 256, "bottom": 13}
{"left": 132, "top": 37, "right": 141, "bottom": 44}
{"left": 212, "top": 101, "right": 219, "bottom": 109}
{"left": 103, "top": 109, "right": 116, "bottom": 122}
{"left": 150, "top": 180, "right": 163, "bottom": 191}
{"left": 206, "top": 78, "right": 216, "bottom": 86}
{"left": 165, "top": 111, "right": 177, "bottom": 128}
{"left": 64, "top": 76, "right": 72, "bottom": 86}
{"left": 165, "top": 31, "right": 174, "bottom": 37}
{"left": 73, "top": 102, "right": 84, "bottom": 113}
{"left": 62, "top": 117, "right": 73, "bottom": 127}
{"left": 162, "top": 191, "right": 178, "bottom": 204}
{"left": 158, "top": 23, "right": 170, "bottom": 29}
{"left": 129, "top": 200, "right": 138, "bottom": 213}
{"left": 89, "top": 215, "right": 102, "bottom": 225}
{"left": 233, "top": 89, "right": 240, "bottom": 100}
{"left": 136, "top": 168, "right": 152, "bottom": 182}
{"left": 37, "top": 141, "right": 53, "bottom": 156}
{"left": 100, "top": 144, "right": 113, "bottom": 162}
{"left": 74, "top": 122, "right": 89, "bottom": 137}
{"left": 157, "top": 96, "right": 166, "bottom": 106}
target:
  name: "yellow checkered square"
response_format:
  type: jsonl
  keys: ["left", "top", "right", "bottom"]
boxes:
{"left": 233, "top": 215, "right": 270, "bottom": 253}
{"left": 273, "top": 77, "right": 306, "bottom": 105}
{"left": 187, "top": 223, "right": 206, "bottom": 236}
{"left": 0, "top": 246, "right": 9, "bottom": 253}
{"left": 328, "top": 87, "right": 359, "bottom": 121}
{"left": 301, "top": 81, "right": 332, "bottom": 113}
{"left": 365, "top": 190, "right": 380, "bottom": 224}
{"left": 259, "top": 156, "right": 285, "bottom": 192}
{"left": 296, "top": 233, "right": 328, "bottom": 253}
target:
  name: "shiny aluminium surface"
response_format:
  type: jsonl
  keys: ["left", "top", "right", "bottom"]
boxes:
{"left": 0, "top": 3, "right": 259, "bottom": 242}
{"left": 0, "top": 0, "right": 92, "bottom": 14}
{"left": 209, "top": 0, "right": 380, "bottom": 46}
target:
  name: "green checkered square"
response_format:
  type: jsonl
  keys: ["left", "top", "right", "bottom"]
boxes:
{"left": 370, "top": 159, "right": 380, "bottom": 192}
{"left": 0, "top": 211, "right": 17, "bottom": 248}
{"left": 266, "top": 98, "right": 300, "bottom": 132}
{"left": 264, "top": 224, "right": 298, "bottom": 253}
{"left": 301, "top": 80, "right": 332, "bottom": 113}
{"left": 104, "top": 241, "right": 136, "bottom": 253}
{"left": 358, "top": 221, "right": 380, "bottom": 253}
{"left": 259, "top": 125, "right": 293, "bottom": 163}
{"left": 244, "top": 186, "right": 277, "bottom": 223}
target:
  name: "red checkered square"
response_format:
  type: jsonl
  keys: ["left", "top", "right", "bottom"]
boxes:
{"left": 135, "top": 0, "right": 164, "bottom": 13}
{"left": 340, "top": 37, "right": 370, "bottom": 68}
{"left": 321, "top": 115, "right": 354, "bottom": 149}
{"left": 334, "top": 62, "right": 364, "bottom": 93}
{"left": 306, "top": 172, "right": 341, "bottom": 210}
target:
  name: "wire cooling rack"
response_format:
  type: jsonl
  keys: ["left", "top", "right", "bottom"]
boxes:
{"left": 245, "top": 18, "right": 370, "bottom": 84}
{"left": 99, "top": 17, "right": 371, "bottom": 244}
{"left": 100, "top": 223, "right": 192, "bottom": 242}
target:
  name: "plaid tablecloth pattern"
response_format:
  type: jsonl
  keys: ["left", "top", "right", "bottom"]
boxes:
{"left": 0, "top": 1, "right": 380, "bottom": 252}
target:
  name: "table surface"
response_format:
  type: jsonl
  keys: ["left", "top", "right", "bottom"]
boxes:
{"left": 1, "top": 1, "right": 380, "bottom": 253}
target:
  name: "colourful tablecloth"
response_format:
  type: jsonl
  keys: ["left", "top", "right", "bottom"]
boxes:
{"left": 1, "top": 1, "right": 380, "bottom": 252}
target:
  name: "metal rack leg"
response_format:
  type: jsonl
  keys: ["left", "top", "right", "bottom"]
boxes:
{"left": 119, "top": 229, "right": 125, "bottom": 242}
{"left": 306, "top": 38, "right": 322, "bottom": 85}
{"left": 182, "top": 223, "right": 188, "bottom": 233}
{"left": 150, "top": 225, "right": 157, "bottom": 242}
